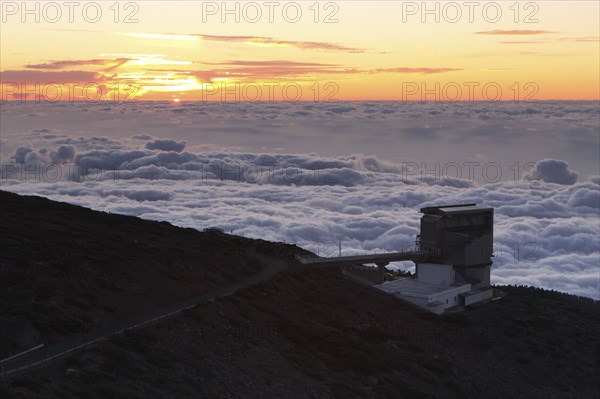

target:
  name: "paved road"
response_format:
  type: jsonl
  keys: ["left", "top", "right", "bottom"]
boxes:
{"left": 0, "top": 251, "right": 291, "bottom": 380}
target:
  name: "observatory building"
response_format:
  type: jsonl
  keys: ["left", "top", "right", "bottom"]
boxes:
{"left": 296, "top": 203, "right": 495, "bottom": 314}
{"left": 376, "top": 204, "right": 494, "bottom": 314}
{"left": 296, "top": 204, "right": 494, "bottom": 314}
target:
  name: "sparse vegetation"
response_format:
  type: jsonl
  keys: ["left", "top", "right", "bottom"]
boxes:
{"left": 0, "top": 190, "right": 300, "bottom": 357}
{"left": 1, "top": 191, "right": 598, "bottom": 398}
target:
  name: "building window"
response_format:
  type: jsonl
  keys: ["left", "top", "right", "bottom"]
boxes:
{"left": 446, "top": 299, "right": 448, "bottom": 304}
{"left": 454, "top": 296, "right": 457, "bottom": 302}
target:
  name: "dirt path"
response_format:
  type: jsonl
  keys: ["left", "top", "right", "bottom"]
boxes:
{"left": 0, "top": 251, "right": 294, "bottom": 380}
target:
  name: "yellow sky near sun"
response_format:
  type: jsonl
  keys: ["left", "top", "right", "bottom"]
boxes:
{"left": 0, "top": 1, "right": 598, "bottom": 100}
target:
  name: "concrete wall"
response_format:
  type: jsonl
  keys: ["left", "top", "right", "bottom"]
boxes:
{"left": 462, "top": 287, "right": 493, "bottom": 306}
{"left": 417, "top": 263, "right": 454, "bottom": 285}
{"left": 429, "top": 284, "right": 471, "bottom": 310}
{"left": 465, "top": 266, "right": 491, "bottom": 288}
{"left": 383, "top": 282, "right": 472, "bottom": 314}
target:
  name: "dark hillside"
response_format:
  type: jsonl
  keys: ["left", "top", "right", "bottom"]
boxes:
{"left": 1, "top": 190, "right": 598, "bottom": 398}
{"left": 0, "top": 190, "right": 304, "bottom": 355}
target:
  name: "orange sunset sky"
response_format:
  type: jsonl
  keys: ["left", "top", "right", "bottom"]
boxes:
{"left": 1, "top": 0, "right": 598, "bottom": 101}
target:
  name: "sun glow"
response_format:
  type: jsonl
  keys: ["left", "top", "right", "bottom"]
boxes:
{"left": 0, "top": 1, "right": 597, "bottom": 100}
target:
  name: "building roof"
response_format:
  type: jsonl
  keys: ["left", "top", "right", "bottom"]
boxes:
{"left": 420, "top": 204, "right": 492, "bottom": 215}
{"left": 459, "top": 286, "right": 492, "bottom": 297}
{"left": 375, "top": 278, "right": 468, "bottom": 298}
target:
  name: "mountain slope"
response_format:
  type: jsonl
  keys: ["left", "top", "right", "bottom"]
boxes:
{"left": 1, "top": 190, "right": 598, "bottom": 398}
{"left": 0, "top": 190, "right": 304, "bottom": 355}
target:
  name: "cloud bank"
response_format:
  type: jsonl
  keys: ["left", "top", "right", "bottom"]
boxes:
{"left": 1, "top": 101, "right": 598, "bottom": 299}
{"left": 2, "top": 136, "right": 598, "bottom": 300}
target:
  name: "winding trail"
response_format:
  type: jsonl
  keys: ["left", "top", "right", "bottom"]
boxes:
{"left": 0, "top": 251, "right": 292, "bottom": 380}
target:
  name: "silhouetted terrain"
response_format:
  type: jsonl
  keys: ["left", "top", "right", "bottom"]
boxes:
{"left": 1, "top": 190, "right": 598, "bottom": 398}
{"left": 0, "top": 190, "right": 303, "bottom": 354}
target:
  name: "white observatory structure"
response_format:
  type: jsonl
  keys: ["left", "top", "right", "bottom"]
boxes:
{"left": 296, "top": 203, "right": 495, "bottom": 314}
{"left": 377, "top": 204, "right": 494, "bottom": 314}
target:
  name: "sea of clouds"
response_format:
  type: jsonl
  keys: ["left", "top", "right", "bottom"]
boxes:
{"left": 1, "top": 101, "right": 598, "bottom": 299}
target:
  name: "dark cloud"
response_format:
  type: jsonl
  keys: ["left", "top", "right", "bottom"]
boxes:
{"left": 173, "top": 33, "right": 365, "bottom": 53}
{"left": 132, "top": 134, "right": 153, "bottom": 140}
{"left": 145, "top": 139, "right": 187, "bottom": 152}
{"left": 374, "top": 67, "right": 462, "bottom": 74}
{"left": 207, "top": 60, "right": 340, "bottom": 67}
{"left": 529, "top": 159, "right": 579, "bottom": 185}
{"left": 12, "top": 147, "right": 33, "bottom": 163}
{"left": 25, "top": 58, "right": 131, "bottom": 71}
{"left": 50, "top": 145, "right": 76, "bottom": 163}
{"left": 0, "top": 70, "right": 101, "bottom": 83}
{"left": 475, "top": 30, "right": 556, "bottom": 35}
